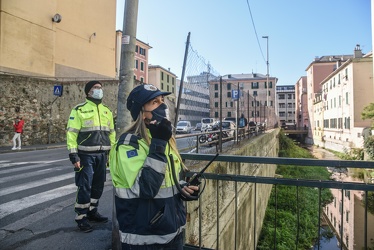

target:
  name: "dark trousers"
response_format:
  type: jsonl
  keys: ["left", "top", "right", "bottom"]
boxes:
{"left": 74, "top": 152, "right": 107, "bottom": 221}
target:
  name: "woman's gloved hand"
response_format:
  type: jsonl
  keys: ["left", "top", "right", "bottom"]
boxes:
{"left": 148, "top": 118, "right": 172, "bottom": 142}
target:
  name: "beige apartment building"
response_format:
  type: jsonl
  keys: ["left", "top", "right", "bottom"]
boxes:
{"left": 0, "top": 0, "right": 117, "bottom": 79}
{"left": 305, "top": 54, "right": 353, "bottom": 144}
{"left": 209, "top": 73, "right": 278, "bottom": 127}
{"left": 294, "top": 76, "right": 308, "bottom": 129}
{"left": 313, "top": 50, "right": 373, "bottom": 152}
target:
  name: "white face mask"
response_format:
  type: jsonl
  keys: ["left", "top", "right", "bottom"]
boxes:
{"left": 92, "top": 89, "right": 103, "bottom": 99}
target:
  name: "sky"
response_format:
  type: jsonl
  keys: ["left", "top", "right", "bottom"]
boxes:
{"left": 116, "top": 0, "right": 372, "bottom": 85}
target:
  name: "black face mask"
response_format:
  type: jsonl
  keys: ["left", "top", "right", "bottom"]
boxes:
{"left": 149, "top": 103, "right": 169, "bottom": 124}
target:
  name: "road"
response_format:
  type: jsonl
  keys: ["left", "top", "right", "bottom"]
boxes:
{"left": 0, "top": 148, "right": 113, "bottom": 250}
{"left": 0, "top": 134, "right": 233, "bottom": 249}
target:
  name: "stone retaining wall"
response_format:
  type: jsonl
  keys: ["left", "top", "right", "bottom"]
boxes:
{"left": 184, "top": 129, "right": 279, "bottom": 249}
{"left": 0, "top": 75, "right": 119, "bottom": 147}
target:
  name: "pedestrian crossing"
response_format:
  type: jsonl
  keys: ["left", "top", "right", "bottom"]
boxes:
{"left": 0, "top": 158, "right": 112, "bottom": 230}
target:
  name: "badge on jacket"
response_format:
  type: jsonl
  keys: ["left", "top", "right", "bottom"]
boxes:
{"left": 126, "top": 149, "right": 138, "bottom": 158}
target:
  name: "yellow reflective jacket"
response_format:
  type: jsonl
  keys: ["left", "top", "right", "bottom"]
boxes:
{"left": 66, "top": 99, "right": 115, "bottom": 153}
{"left": 109, "top": 132, "right": 186, "bottom": 245}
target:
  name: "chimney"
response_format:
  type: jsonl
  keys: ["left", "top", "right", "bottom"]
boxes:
{"left": 354, "top": 44, "right": 363, "bottom": 58}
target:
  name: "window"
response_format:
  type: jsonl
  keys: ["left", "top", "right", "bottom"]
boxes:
{"left": 167, "top": 75, "right": 169, "bottom": 83}
{"left": 214, "top": 92, "right": 218, "bottom": 98}
{"left": 214, "top": 84, "right": 218, "bottom": 90}
{"left": 346, "top": 92, "right": 349, "bottom": 104}
{"left": 230, "top": 102, "right": 233, "bottom": 107}
{"left": 227, "top": 92, "right": 231, "bottom": 98}
{"left": 135, "top": 60, "right": 138, "bottom": 69}
{"left": 346, "top": 211, "right": 349, "bottom": 222}
{"left": 253, "top": 91, "right": 257, "bottom": 96}
{"left": 269, "top": 82, "right": 273, "bottom": 88}
{"left": 215, "top": 112, "right": 219, "bottom": 118}
{"left": 140, "top": 62, "right": 144, "bottom": 71}
{"left": 270, "top": 101, "right": 273, "bottom": 106}
{"left": 133, "top": 75, "right": 136, "bottom": 80}
{"left": 279, "top": 94, "right": 285, "bottom": 99}
{"left": 172, "top": 87, "right": 174, "bottom": 93}
{"left": 167, "top": 85, "right": 169, "bottom": 92}
{"left": 215, "top": 102, "right": 218, "bottom": 107}
{"left": 338, "top": 118, "right": 343, "bottom": 129}
{"left": 161, "top": 72, "right": 164, "bottom": 80}
{"left": 251, "top": 82, "right": 259, "bottom": 89}
{"left": 140, "top": 77, "right": 144, "bottom": 83}
{"left": 227, "top": 112, "right": 232, "bottom": 117}
{"left": 227, "top": 83, "right": 231, "bottom": 90}
{"left": 172, "top": 78, "right": 174, "bottom": 85}
{"left": 135, "top": 45, "right": 138, "bottom": 53}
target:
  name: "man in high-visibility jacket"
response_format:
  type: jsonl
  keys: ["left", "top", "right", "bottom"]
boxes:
{"left": 66, "top": 80, "right": 115, "bottom": 232}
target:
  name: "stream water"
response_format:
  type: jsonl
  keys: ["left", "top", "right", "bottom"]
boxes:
{"left": 307, "top": 146, "right": 340, "bottom": 250}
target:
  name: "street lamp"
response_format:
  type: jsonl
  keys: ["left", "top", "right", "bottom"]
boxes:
{"left": 262, "top": 36, "right": 269, "bottom": 119}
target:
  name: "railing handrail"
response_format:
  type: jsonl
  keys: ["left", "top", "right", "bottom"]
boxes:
{"left": 180, "top": 153, "right": 374, "bottom": 169}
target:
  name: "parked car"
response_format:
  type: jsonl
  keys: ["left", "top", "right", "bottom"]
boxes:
{"left": 212, "top": 120, "right": 236, "bottom": 137}
{"left": 176, "top": 120, "right": 192, "bottom": 134}
{"left": 194, "top": 122, "right": 202, "bottom": 131}
{"left": 224, "top": 117, "right": 238, "bottom": 126}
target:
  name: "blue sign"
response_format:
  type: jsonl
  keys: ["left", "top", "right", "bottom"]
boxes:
{"left": 53, "top": 85, "right": 63, "bottom": 96}
{"left": 232, "top": 89, "right": 240, "bottom": 100}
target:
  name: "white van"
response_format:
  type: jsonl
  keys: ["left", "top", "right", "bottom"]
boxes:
{"left": 201, "top": 118, "right": 215, "bottom": 132}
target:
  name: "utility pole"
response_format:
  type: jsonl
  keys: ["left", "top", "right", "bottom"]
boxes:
{"left": 113, "top": 1, "right": 139, "bottom": 249}
{"left": 116, "top": 0, "right": 139, "bottom": 138}
{"left": 262, "top": 36, "right": 269, "bottom": 124}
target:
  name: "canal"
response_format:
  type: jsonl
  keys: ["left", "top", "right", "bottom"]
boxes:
{"left": 308, "top": 145, "right": 341, "bottom": 250}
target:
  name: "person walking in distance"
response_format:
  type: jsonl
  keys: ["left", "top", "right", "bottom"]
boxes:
{"left": 12, "top": 117, "right": 24, "bottom": 150}
{"left": 110, "top": 84, "right": 200, "bottom": 249}
{"left": 66, "top": 80, "right": 116, "bottom": 232}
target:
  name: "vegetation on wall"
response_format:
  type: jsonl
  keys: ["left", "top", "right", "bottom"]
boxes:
{"left": 257, "top": 133, "right": 333, "bottom": 250}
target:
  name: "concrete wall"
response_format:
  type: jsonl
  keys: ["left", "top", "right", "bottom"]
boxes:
{"left": 0, "top": 75, "right": 119, "bottom": 147}
{"left": 185, "top": 129, "right": 279, "bottom": 249}
{"left": 0, "top": 0, "right": 116, "bottom": 79}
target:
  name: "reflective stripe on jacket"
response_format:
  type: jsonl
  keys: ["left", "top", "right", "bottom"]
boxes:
{"left": 109, "top": 132, "right": 186, "bottom": 245}
{"left": 66, "top": 99, "right": 115, "bottom": 153}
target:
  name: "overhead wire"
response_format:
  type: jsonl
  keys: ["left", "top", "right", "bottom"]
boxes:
{"left": 245, "top": 0, "right": 266, "bottom": 64}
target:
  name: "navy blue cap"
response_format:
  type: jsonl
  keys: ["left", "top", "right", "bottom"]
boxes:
{"left": 127, "top": 84, "right": 171, "bottom": 121}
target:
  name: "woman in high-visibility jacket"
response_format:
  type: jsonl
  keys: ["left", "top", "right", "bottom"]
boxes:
{"left": 110, "top": 84, "right": 199, "bottom": 249}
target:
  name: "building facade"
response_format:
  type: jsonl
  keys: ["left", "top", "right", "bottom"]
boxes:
{"left": 0, "top": 0, "right": 117, "bottom": 80}
{"left": 305, "top": 55, "right": 353, "bottom": 143}
{"left": 294, "top": 76, "right": 309, "bottom": 129}
{"left": 276, "top": 85, "right": 296, "bottom": 126}
{"left": 209, "top": 73, "right": 278, "bottom": 127}
{"left": 176, "top": 72, "right": 216, "bottom": 126}
{"left": 313, "top": 51, "right": 373, "bottom": 151}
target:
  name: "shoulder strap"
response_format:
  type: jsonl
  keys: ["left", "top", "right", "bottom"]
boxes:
{"left": 116, "top": 132, "right": 140, "bottom": 151}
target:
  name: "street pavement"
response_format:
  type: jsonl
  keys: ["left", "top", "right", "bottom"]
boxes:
{"left": 0, "top": 143, "right": 115, "bottom": 250}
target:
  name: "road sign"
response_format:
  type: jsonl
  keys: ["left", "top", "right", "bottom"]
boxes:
{"left": 53, "top": 85, "right": 63, "bottom": 97}
{"left": 232, "top": 89, "right": 240, "bottom": 100}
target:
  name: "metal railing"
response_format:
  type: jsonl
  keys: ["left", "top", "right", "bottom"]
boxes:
{"left": 180, "top": 153, "right": 374, "bottom": 250}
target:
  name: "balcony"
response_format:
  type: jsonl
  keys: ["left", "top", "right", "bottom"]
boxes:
{"left": 180, "top": 153, "right": 374, "bottom": 250}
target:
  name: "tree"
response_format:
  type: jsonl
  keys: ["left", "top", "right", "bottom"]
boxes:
{"left": 361, "top": 103, "right": 374, "bottom": 125}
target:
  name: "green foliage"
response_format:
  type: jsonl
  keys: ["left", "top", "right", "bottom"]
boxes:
{"left": 364, "top": 136, "right": 374, "bottom": 160}
{"left": 361, "top": 102, "right": 374, "bottom": 122}
{"left": 363, "top": 192, "right": 374, "bottom": 215}
{"left": 257, "top": 132, "right": 333, "bottom": 249}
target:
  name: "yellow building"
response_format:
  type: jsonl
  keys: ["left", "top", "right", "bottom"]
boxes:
{"left": 0, "top": 0, "right": 116, "bottom": 80}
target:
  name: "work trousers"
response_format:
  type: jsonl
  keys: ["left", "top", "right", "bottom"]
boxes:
{"left": 74, "top": 151, "right": 107, "bottom": 221}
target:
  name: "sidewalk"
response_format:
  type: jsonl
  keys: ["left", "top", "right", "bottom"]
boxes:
{"left": 0, "top": 142, "right": 66, "bottom": 154}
